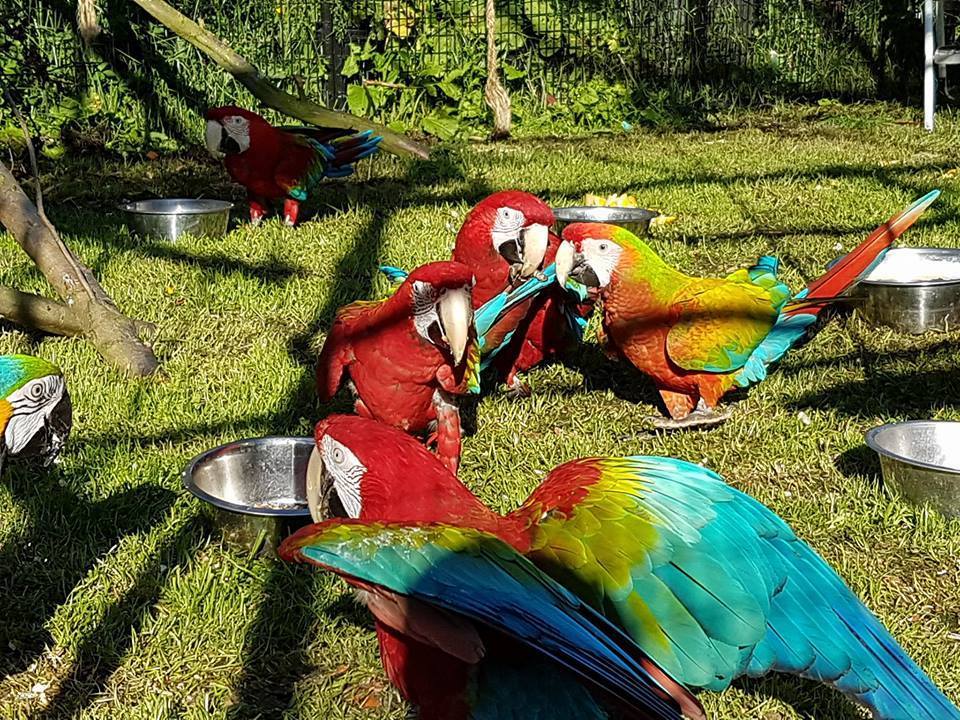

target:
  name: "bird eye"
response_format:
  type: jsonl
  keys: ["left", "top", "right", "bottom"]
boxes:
{"left": 599, "top": 243, "right": 608, "bottom": 251}
{"left": 332, "top": 447, "right": 344, "bottom": 464}
{"left": 29, "top": 382, "right": 44, "bottom": 399}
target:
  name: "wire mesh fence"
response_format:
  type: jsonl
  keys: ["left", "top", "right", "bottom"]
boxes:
{"left": 0, "top": 0, "right": 930, "bottom": 150}
{"left": 312, "top": 0, "right": 926, "bottom": 107}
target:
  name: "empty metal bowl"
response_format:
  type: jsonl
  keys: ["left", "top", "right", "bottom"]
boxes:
{"left": 183, "top": 436, "right": 314, "bottom": 556}
{"left": 119, "top": 198, "right": 233, "bottom": 241}
{"left": 865, "top": 421, "right": 960, "bottom": 518}
{"left": 848, "top": 247, "right": 960, "bottom": 333}
{"left": 553, "top": 206, "right": 661, "bottom": 236}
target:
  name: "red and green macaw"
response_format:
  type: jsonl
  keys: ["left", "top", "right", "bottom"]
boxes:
{"left": 315, "top": 261, "right": 479, "bottom": 475}
{"left": 0, "top": 354, "right": 71, "bottom": 475}
{"left": 204, "top": 106, "right": 381, "bottom": 226}
{"left": 554, "top": 190, "right": 940, "bottom": 428}
{"left": 282, "top": 414, "right": 959, "bottom": 720}
{"left": 382, "top": 191, "right": 595, "bottom": 395}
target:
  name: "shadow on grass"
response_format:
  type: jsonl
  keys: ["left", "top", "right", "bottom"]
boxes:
{"left": 557, "top": 343, "right": 662, "bottom": 406}
{"left": 835, "top": 444, "right": 883, "bottom": 489}
{"left": 788, "top": 365, "right": 960, "bottom": 418}
{"left": 735, "top": 674, "right": 865, "bottom": 720}
{"left": 33, "top": 514, "right": 205, "bottom": 720}
{"left": 225, "top": 564, "right": 322, "bottom": 719}
{"left": 0, "top": 472, "right": 177, "bottom": 680}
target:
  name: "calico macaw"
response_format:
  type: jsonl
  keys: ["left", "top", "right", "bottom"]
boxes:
{"left": 204, "top": 106, "right": 381, "bottom": 225}
{"left": 554, "top": 190, "right": 941, "bottom": 428}
{"left": 487, "top": 232, "right": 596, "bottom": 395}
{"left": 0, "top": 355, "right": 71, "bottom": 475}
{"left": 282, "top": 414, "right": 959, "bottom": 720}
{"left": 315, "top": 261, "right": 479, "bottom": 475}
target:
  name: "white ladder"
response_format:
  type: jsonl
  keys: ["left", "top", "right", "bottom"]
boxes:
{"left": 924, "top": 0, "right": 960, "bottom": 130}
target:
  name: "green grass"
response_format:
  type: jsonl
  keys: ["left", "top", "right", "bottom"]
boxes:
{"left": 2, "top": 105, "right": 960, "bottom": 718}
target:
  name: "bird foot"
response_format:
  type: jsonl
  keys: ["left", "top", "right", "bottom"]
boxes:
{"left": 503, "top": 377, "right": 531, "bottom": 398}
{"left": 647, "top": 405, "right": 733, "bottom": 430}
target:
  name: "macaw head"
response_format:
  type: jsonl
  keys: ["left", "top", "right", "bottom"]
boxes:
{"left": 304, "top": 414, "right": 494, "bottom": 526}
{"left": 0, "top": 355, "right": 71, "bottom": 467}
{"left": 395, "top": 261, "right": 476, "bottom": 367}
{"left": 555, "top": 222, "right": 636, "bottom": 290}
{"left": 456, "top": 191, "right": 555, "bottom": 282}
{"left": 204, "top": 106, "right": 274, "bottom": 158}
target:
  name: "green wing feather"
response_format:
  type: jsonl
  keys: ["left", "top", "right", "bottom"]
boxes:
{"left": 517, "top": 457, "right": 782, "bottom": 690}
{"left": 281, "top": 520, "right": 693, "bottom": 720}
{"left": 665, "top": 277, "right": 783, "bottom": 373}
{"left": 515, "top": 457, "right": 960, "bottom": 720}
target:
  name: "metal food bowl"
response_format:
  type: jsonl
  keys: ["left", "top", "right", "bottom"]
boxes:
{"left": 553, "top": 206, "right": 661, "bottom": 236}
{"left": 183, "top": 436, "right": 314, "bottom": 556}
{"left": 865, "top": 421, "right": 960, "bottom": 519}
{"left": 849, "top": 247, "right": 960, "bottom": 334}
{"left": 119, "top": 198, "right": 233, "bottom": 241}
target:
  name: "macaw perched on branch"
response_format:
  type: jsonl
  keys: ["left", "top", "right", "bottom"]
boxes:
{"left": 282, "top": 415, "right": 960, "bottom": 720}
{"left": 554, "top": 190, "right": 941, "bottom": 428}
{"left": 315, "top": 262, "right": 478, "bottom": 475}
{"left": 204, "top": 106, "right": 381, "bottom": 226}
{"left": 0, "top": 355, "right": 71, "bottom": 475}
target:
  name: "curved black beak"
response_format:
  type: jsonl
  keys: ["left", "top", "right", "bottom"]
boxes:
{"left": 42, "top": 388, "right": 72, "bottom": 468}
{"left": 555, "top": 240, "right": 601, "bottom": 288}
{"left": 219, "top": 130, "right": 241, "bottom": 155}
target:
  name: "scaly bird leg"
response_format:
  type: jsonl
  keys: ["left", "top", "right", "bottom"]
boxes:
{"left": 648, "top": 399, "right": 733, "bottom": 430}
{"left": 502, "top": 373, "right": 531, "bottom": 398}
{"left": 432, "top": 389, "right": 462, "bottom": 476}
{"left": 282, "top": 198, "right": 300, "bottom": 227}
{"left": 249, "top": 196, "right": 269, "bottom": 226}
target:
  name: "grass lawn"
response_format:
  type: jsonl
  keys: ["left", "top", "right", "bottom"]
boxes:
{"left": 1, "top": 104, "right": 960, "bottom": 719}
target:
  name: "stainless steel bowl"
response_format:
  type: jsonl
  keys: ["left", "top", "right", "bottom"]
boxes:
{"left": 183, "top": 436, "right": 313, "bottom": 556}
{"left": 553, "top": 206, "right": 661, "bottom": 236}
{"left": 119, "top": 198, "right": 233, "bottom": 241}
{"left": 865, "top": 421, "right": 960, "bottom": 518}
{"left": 850, "top": 248, "right": 960, "bottom": 334}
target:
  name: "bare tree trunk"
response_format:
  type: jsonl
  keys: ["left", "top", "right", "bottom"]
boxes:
{"left": 128, "top": 0, "right": 430, "bottom": 159}
{"left": 484, "top": 0, "right": 512, "bottom": 140}
{"left": 0, "top": 161, "right": 158, "bottom": 376}
{"left": 77, "top": 0, "right": 101, "bottom": 44}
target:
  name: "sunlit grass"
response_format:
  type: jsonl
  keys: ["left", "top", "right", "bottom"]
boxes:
{"left": 0, "top": 106, "right": 959, "bottom": 718}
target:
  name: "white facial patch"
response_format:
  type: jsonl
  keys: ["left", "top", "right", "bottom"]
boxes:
{"left": 491, "top": 206, "right": 525, "bottom": 251}
{"left": 222, "top": 115, "right": 251, "bottom": 153}
{"left": 5, "top": 375, "right": 64, "bottom": 456}
{"left": 411, "top": 281, "right": 440, "bottom": 343}
{"left": 321, "top": 434, "right": 366, "bottom": 518}
{"left": 580, "top": 238, "right": 625, "bottom": 287}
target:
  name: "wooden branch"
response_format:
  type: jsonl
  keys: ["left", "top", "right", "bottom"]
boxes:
{"left": 129, "top": 0, "right": 430, "bottom": 160}
{"left": 0, "top": 161, "right": 159, "bottom": 376}
{"left": 484, "top": 0, "right": 512, "bottom": 140}
{"left": 0, "top": 287, "right": 85, "bottom": 337}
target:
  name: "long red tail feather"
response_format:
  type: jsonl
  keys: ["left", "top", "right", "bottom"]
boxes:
{"left": 784, "top": 189, "right": 940, "bottom": 317}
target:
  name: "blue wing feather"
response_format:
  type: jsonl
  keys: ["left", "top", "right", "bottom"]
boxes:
{"left": 578, "top": 457, "right": 960, "bottom": 720}
{"left": 288, "top": 521, "right": 691, "bottom": 720}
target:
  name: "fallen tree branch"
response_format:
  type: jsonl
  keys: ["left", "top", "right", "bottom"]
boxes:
{"left": 0, "top": 161, "right": 159, "bottom": 376}
{"left": 0, "top": 287, "right": 85, "bottom": 337}
{"left": 129, "top": 0, "right": 430, "bottom": 160}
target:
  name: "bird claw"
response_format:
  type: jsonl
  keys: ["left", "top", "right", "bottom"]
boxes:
{"left": 647, "top": 405, "right": 733, "bottom": 430}
{"left": 503, "top": 377, "right": 531, "bottom": 398}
